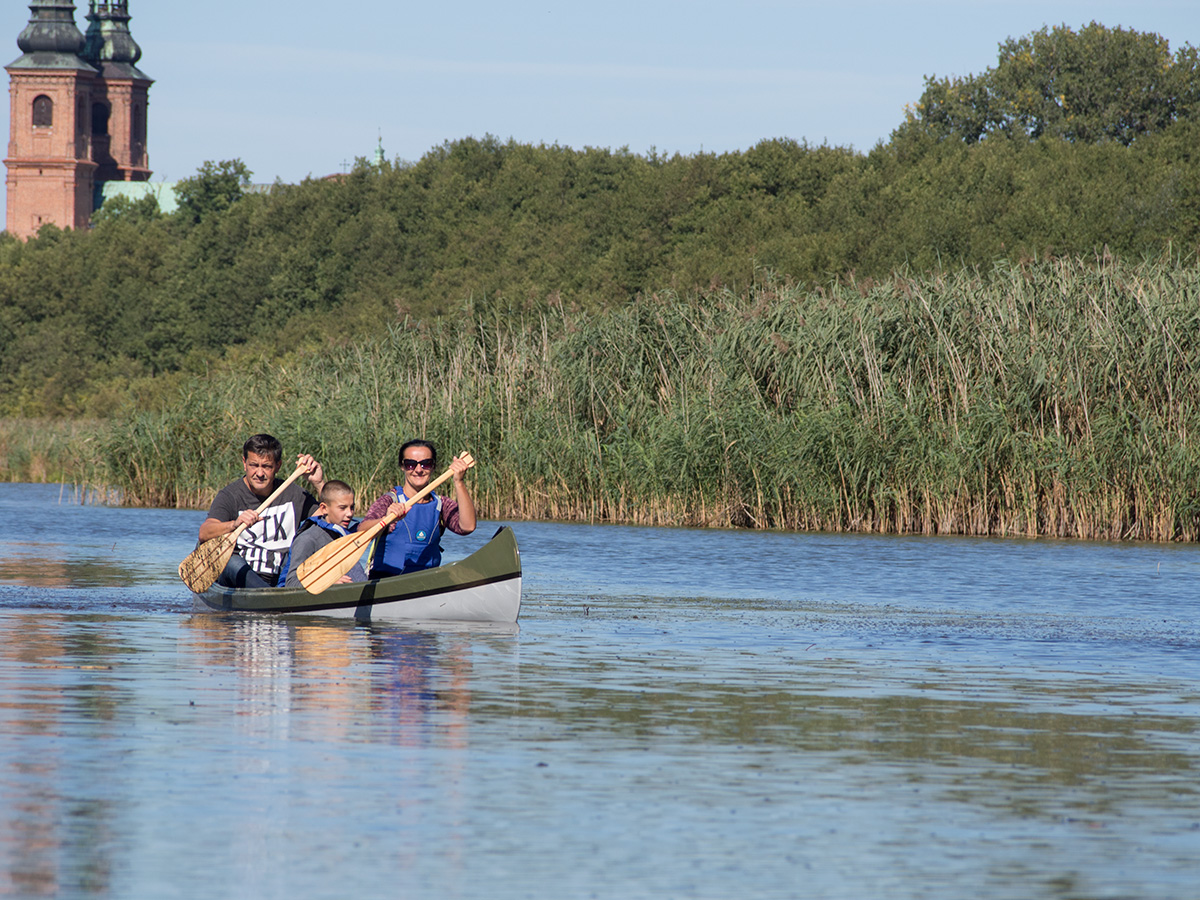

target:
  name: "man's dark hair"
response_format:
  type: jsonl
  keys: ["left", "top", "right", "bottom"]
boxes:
{"left": 243, "top": 433, "right": 283, "bottom": 464}
{"left": 398, "top": 439, "right": 436, "bottom": 467}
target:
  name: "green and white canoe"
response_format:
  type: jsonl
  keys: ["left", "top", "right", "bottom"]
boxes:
{"left": 192, "top": 526, "right": 521, "bottom": 624}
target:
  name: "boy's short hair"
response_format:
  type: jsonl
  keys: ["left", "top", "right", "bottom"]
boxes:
{"left": 320, "top": 480, "right": 354, "bottom": 504}
{"left": 243, "top": 433, "right": 283, "bottom": 464}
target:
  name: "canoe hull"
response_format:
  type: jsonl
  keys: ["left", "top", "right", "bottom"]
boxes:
{"left": 192, "top": 526, "right": 521, "bottom": 624}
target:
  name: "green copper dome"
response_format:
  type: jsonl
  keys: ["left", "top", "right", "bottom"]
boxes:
{"left": 83, "top": 1, "right": 149, "bottom": 79}
{"left": 9, "top": 0, "right": 93, "bottom": 70}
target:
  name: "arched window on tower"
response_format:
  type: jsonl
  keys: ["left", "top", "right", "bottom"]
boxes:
{"left": 32, "top": 95, "right": 53, "bottom": 127}
{"left": 92, "top": 102, "right": 110, "bottom": 135}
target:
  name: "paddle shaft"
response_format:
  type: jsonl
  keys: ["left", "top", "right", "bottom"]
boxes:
{"left": 297, "top": 457, "right": 472, "bottom": 593}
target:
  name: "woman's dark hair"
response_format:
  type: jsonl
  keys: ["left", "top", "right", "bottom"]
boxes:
{"left": 398, "top": 439, "right": 436, "bottom": 467}
{"left": 243, "top": 433, "right": 283, "bottom": 464}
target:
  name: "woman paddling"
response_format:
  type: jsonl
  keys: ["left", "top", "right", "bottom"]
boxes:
{"left": 357, "top": 440, "right": 477, "bottom": 576}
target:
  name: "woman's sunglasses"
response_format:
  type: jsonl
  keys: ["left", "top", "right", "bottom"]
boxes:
{"left": 401, "top": 457, "right": 436, "bottom": 471}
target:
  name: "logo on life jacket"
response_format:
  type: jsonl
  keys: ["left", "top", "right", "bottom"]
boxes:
{"left": 416, "top": 529, "right": 428, "bottom": 541}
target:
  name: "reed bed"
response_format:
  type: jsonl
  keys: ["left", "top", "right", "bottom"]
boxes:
{"left": 97, "top": 255, "right": 1200, "bottom": 541}
{"left": 0, "top": 418, "right": 108, "bottom": 485}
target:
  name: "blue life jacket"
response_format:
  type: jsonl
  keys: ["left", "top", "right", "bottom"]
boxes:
{"left": 277, "top": 516, "right": 354, "bottom": 586}
{"left": 370, "top": 486, "right": 444, "bottom": 577}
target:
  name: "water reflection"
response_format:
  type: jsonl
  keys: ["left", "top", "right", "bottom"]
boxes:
{"left": 0, "top": 551, "right": 138, "bottom": 589}
{"left": 511, "top": 660, "right": 1198, "bottom": 777}
{"left": 2, "top": 485, "right": 1199, "bottom": 898}
{"left": 1, "top": 603, "right": 1197, "bottom": 897}
{"left": 0, "top": 609, "right": 519, "bottom": 897}
{"left": 175, "top": 615, "right": 506, "bottom": 743}
{"left": 0, "top": 613, "right": 133, "bottom": 897}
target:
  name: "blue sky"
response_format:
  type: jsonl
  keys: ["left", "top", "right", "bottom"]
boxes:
{"left": 1, "top": 1, "right": 1196, "bottom": 204}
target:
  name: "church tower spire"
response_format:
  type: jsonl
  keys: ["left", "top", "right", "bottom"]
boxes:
{"left": 14, "top": 0, "right": 89, "bottom": 65}
{"left": 5, "top": 1, "right": 97, "bottom": 236}
{"left": 82, "top": 1, "right": 151, "bottom": 183}
{"left": 82, "top": 2, "right": 145, "bottom": 76}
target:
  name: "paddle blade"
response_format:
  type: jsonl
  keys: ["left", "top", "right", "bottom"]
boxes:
{"left": 296, "top": 526, "right": 380, "bottom": 595}
{"left": 178, "top": 534, "right": 237, "bottom": 593}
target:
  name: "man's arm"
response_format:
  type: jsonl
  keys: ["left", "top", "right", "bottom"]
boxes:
{"left": 199, "top": 486, "right": 258, "bottom": 542}
{"left": 297, "top": 453, "right": 325, "bottom": 496}
{"left": 199, "top": 509, "right": 259, "bottom": 542}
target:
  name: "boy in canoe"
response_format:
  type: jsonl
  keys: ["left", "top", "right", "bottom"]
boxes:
{"left": 357, "top": 440, "right": 477, "bottom": 576}
{"left": 199, "top": 433, "right": 325, "bottom": 587}
{"left": 280, "top": 480, "right": 367, "bottom": 588}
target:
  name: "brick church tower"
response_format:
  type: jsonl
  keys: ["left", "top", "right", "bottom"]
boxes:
{"left": 82, "top": 0, "right": 150, "bottom": 184}
{"left": 4, "top": 1, "right": 151, "bottom": 239}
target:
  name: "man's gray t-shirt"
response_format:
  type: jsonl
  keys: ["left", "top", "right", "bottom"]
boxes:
{"left": 207, "top": 478, "right": 318, "bottom": 582}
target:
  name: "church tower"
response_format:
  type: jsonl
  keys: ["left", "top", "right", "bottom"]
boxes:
{"left": 4, "top": 1, "right": 151, "bottom": 238}
{"left": 5, "top": 1, "right": 96, "bottom": 237}
{"left": 82, "top": 1, "right": 151, "bottom": 183}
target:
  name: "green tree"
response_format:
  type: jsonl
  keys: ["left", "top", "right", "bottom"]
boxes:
{"left": 902, "top": 23, "right": 1200, "bottom": 145}
{"left": 91, "top": 192, "right": 162, "bottom": 225}
{"left": 174, "top": 159, "right": 253, "bottom": 223}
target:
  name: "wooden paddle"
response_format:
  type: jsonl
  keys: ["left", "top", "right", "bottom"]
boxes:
{"left": 177, "top": 462, "right": 309, "bottom": 592}
{"left": 297, "top": 453, "right": 475, "bottom": 595}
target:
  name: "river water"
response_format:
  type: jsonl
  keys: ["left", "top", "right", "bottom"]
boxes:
{"left": 0, "top": 483, "right": 1196, "bottom": 899}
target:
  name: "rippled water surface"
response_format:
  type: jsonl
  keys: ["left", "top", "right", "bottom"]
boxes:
{"left": 0, "top": 483, "right": 1197, "bottom": 899}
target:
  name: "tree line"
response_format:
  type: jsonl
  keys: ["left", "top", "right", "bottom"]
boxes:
{"left": 1, "top": 22, "right": 1199, "bottom": 418}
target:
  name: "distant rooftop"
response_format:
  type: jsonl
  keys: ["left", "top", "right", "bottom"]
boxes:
{"left": 93, "top": 180, "right": 280, "bottom": 217}
{"left": 95, "top": 180, "right": 177, "bottom": 214}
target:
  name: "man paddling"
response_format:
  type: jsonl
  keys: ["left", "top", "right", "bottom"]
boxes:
{"left": 199, "top": 433, "right": 326, "bottom": 587}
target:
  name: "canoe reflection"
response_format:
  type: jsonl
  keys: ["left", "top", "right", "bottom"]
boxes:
{"left": 178, "top": 615, "right": 516, "bottom": 745}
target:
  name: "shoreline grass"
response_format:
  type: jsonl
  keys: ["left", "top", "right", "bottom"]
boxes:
{"left": 46, "top": 254, "right": 1200, "bottom": 542}
{"left": 0, "top": 419, "right": 108, "bottom": 486}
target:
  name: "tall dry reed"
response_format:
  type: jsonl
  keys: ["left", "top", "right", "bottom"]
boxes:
{"left": 0, "top": 419, "right": 107, "bottom": 485}
{"left": 97, "top": 255, "right": 1200, "bottom": 541}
